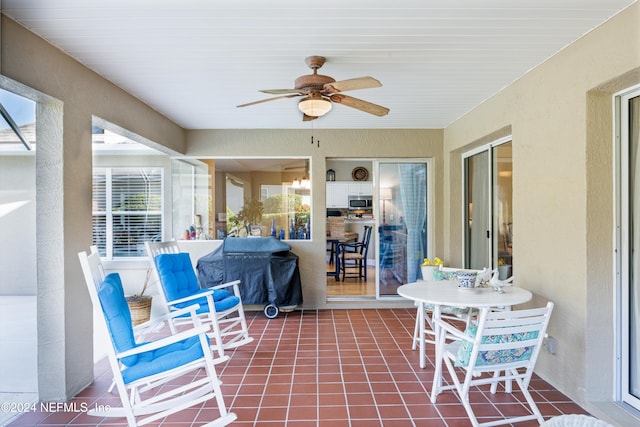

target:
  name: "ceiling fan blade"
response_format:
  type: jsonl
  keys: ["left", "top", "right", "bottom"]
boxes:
{"left": 330, "top": 94, "right": 389, "bottom": 117}
{"left": 237, "top": 94, "right": 301, "bottom": 108}
{"left": 302, "top": 113, "right": 318, "bottom": 122}
{"left": 260, "top": 88, "right": 306, "bottom": 95}
{"left": 323, "top": 76, "right": 382, "bottom": 93}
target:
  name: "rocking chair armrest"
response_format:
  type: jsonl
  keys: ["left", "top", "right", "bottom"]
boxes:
{"left": 210, "top": 279, "right": 241, "bottom": 291}
{"left": 210, "top": 279, "right": 241, "bottom": 297}
{"left": 167, "top": 290, "right": 215, "bottom": 306}
{"left": 116, "top": 323, "right": 212, "bottom": 359}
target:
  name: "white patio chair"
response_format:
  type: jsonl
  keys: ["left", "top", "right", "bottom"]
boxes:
{"left": 145, "top": 240, "right": 253, "bottom": 360}
{"left": 411, "top": 266, "right": 488, "bottom": 350}
{"left": 78, "top": 249, "right": 236, "bottom": 427}
{"left": 540, "top": 414, "right": 614, "bottom": 427}
{"left": 433, "top": 301, "right": 554, "bottom": 427}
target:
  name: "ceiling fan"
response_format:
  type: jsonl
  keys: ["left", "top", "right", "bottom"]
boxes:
{"left": 237, "top": 56, "right": 390, "bottom": 121}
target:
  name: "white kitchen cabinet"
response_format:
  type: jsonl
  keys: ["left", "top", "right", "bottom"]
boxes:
{"left": 348, "top": 182, "right": 373, "bottom": 196}
{"left": 326, "top": 182, "right": 349, "bottom": 208}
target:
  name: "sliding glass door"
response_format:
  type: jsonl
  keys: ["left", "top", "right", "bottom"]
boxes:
{"left": 377, "top": 160, "right": 430, "bottom": 296}
{"left": 618, "top": 88, "right": 640, "bottom": 411}
{"left": 464, "top": 139, "right": 513, "bottom": 273}
{"left": 464, "top": 150, "right": 491, "bottom": 269}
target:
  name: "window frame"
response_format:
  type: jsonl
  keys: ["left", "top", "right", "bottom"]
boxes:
{"left": 92, "top": 166, "right": 164, "bottom": 260}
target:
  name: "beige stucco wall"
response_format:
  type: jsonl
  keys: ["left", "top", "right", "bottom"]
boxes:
{"left": 0, "top": 16, "right": 186, "bottom": 400}
{"left": 443, "top": 2, "right": 640, "bottom": 421}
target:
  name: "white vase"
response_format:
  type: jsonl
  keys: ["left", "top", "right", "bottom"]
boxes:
{"left": 498, "top": 264, "right": 512, "bottom": 280}
{"left": 421, "top": 265, "right": 439, "bottom": 281}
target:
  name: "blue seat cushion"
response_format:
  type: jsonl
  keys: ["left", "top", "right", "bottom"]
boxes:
{"left": 173, "top": 294, "right": 240, "bottom": 317}
{"left": 97, "top": 273, "right": 138, "bottom": 366}
{"left": 121, "top": 335, "right": 206, "bottom": 384}
{"left": 155, "top": 253, "right": 230, "bottom": 303}
{"left": 455, "top": 325, "right": 539, "bottom": 367}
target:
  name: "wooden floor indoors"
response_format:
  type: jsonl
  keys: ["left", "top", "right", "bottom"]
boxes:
{"left": 326, "top": 262, "right": 404, "bottom": 298}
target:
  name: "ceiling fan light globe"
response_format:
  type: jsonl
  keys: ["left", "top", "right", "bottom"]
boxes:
{"left": 298, "top": 97, "right": 332, "bottom": 117}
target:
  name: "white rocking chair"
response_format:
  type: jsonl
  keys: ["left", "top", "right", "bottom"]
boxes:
{"left": 145, "top": 240, "right": 253, "bottom": 360}
{"left": 78, "top": 249, "right": 236, "bottom": 427}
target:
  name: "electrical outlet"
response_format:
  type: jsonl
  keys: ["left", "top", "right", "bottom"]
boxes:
{"left": 543, "top": 336, "right": 557, "bottom": 354}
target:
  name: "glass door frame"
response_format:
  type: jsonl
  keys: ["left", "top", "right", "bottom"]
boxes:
{"left": 462, "top": 136, "right": 512, "bottom": 270}
{"left": 374, "top": 158, "right": 433, "bottom": 299}
{"left": 615, "top": 85, "right": 640, "bottom": 411}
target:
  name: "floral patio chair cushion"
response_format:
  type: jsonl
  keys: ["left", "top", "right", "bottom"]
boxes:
{"left": 455, "top": 325, "right": 539, "bottom": 367}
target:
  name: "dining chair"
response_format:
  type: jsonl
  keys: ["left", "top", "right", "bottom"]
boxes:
{"left": 145, "top": 240, "right": 253, "bottom": 360}
{"left": 337, "top": 225, "right": 372, "bottom": 281}
{"left": 433, "top": 302, "right": 554, "bottom": 427}
{"left": 78, "top": 249, "right": 237, "bottom": 427}
{"left": 327, "top": 217, "right": 357, "bottom": 264}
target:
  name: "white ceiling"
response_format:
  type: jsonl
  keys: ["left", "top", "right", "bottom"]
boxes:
{"left": 2, "top": 0, "right": 635, "bottom": 130}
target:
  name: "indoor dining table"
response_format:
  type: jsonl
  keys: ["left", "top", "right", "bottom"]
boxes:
{"left": 397, "top": 280, "right": 533, "bottom": 403}
{"left": 325, "top": 232, "right": 358, "bottom": 280}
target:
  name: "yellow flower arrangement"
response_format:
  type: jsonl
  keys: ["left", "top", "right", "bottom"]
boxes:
{"left": 422, "top": 257, "right": 444, "bottom": 266}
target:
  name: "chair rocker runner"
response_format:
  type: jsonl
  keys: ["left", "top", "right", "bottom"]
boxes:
{"left": 433, "top": 302, "right": 554, "bottom": 427}
{"left": 145, "top": 240, "right": 253, "bottom": 359}
{"left": 78, "top": 249, "right": 236, "bottom": 427}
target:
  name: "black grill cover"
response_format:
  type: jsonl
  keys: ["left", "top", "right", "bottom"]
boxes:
{"left": 196, "top": 237, "right": 303, "bottom": 309}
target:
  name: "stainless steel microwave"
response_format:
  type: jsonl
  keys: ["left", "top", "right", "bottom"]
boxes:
{"left": 348, "top": 196, "right": 373, "bottom": 210}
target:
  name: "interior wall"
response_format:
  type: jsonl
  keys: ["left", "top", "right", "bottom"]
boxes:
{"left": 186, "top": 129, "right": 444, "bottom": 309}
{"left": 443, "top": 2, "right": 640, "bottom": 420}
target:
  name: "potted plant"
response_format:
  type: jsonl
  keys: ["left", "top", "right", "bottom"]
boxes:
{"left": 125, "top": 268, "right": 153, "bottom": 326}
{"left": 497, "top": 258, "right": 512, "bottom": 280}
{"left": 421, "top": 257, "right": 443, "bottom": 281}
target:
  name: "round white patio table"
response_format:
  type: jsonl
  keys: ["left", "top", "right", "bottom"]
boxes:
{"left": 397, "top": 280, "right": 533, "bottom": 403}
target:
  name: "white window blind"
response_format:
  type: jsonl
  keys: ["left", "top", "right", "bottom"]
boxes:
{"left": 92, "top": 167, "right": 163, "bottom": 258}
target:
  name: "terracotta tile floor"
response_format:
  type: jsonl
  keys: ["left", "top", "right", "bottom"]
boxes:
{"left": 7, "top": 309, "right": 590, "bottom": 426}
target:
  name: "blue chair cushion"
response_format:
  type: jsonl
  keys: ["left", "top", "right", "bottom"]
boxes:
{"left": 455, "top": 325, "right": 539, "bottom": 367}
{"left": 97, "top": 273, "right": 138, "bottom": 366}
{"left": 121, "top": 335, "right": 207, "bottom": 384}
{"left": 172, "top": 293, "right": 240, "bottom": 317}
{"left": 155, "top": 253, "right": 230, "bottom": 303}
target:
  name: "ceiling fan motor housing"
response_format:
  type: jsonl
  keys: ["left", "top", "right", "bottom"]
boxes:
{"left": 294, "top": 74, "right": 335, "bottom": 91}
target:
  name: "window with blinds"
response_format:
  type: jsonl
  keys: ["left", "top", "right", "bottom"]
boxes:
{"left": 92, "top": 167, "right": 163, "bottom": 258}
